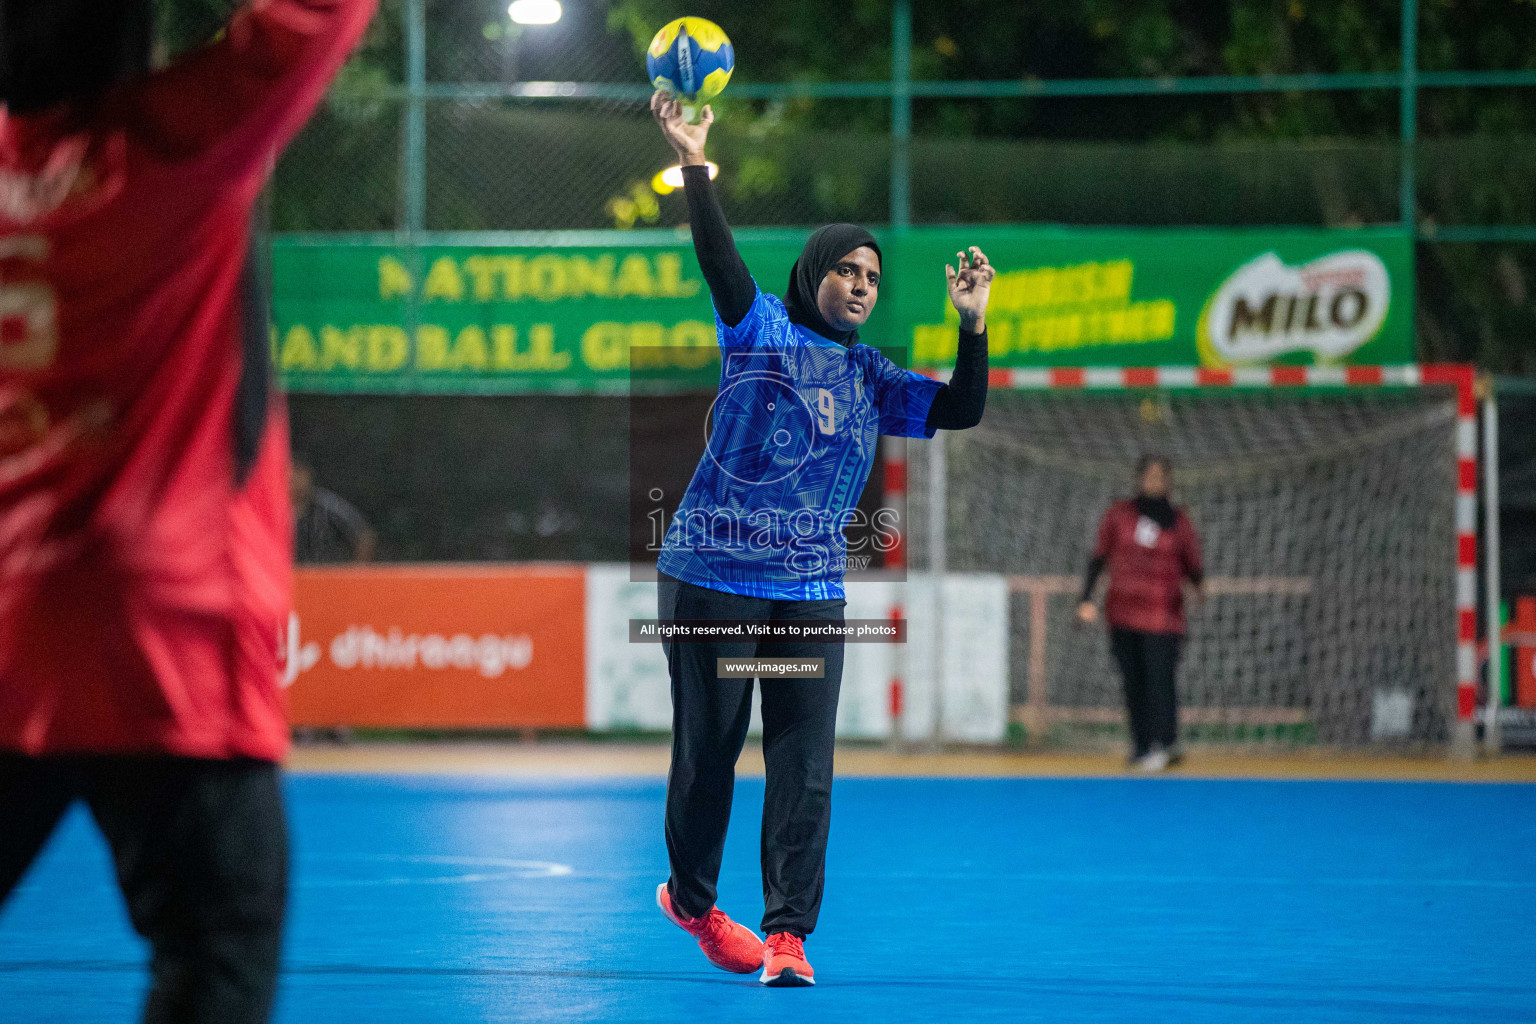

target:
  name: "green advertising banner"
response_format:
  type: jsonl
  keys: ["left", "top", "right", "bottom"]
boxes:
{"left": 274, "top": 232, "right": 803, "bottom": 394}
{"left": 272, "top": 226, "right": 1412, "bottom": 393}
{"left": 892, "top": 226, "right": 1413, "bottom": 370}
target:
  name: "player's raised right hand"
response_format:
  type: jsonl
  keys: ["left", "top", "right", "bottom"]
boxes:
{"left": 651, "top": 90, "right": 712, "bottom": 167}
{"left": 1076, "top": 601, "right": 1099, "bottom": 626}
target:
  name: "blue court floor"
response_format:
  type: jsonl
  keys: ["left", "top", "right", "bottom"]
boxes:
{"left": 2, "top": 773, "right": 1534, "bottom": 1023}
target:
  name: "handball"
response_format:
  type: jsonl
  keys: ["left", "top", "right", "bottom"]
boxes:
{"left": 646, "top": 17, "right": 734, "bottom": 111}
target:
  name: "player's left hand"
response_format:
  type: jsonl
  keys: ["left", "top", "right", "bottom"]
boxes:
{"left": 651, "top": 90, "right": 712, "bottom": 166}
{"left": 946, "top": 246, "right": 995, "bottom": 334}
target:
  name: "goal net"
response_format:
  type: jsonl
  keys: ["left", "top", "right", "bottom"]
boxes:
{"left": 905, "top": 367, "right": 1471, "bottom": 749}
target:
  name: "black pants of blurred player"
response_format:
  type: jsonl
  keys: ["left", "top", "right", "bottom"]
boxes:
{"left": 659, "top": 574, "right": 844, "bottom": 939}
{"left": 1109, "top": 628, "right": 1182, "bottom": 758}
{"left": 0, "top": 755, "right": 287, "bottom": 1024}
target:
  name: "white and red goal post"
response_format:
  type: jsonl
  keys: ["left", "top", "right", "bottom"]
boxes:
{"left": 902, "top": 362, "right": 1484, "bottom": 745}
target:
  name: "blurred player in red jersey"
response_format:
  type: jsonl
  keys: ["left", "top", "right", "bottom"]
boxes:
{"left": 0, "top": 1, "right": 375, "bottom": 1020}
{"left": 1077, "top": 455, "right": 1205, "bottom": 772}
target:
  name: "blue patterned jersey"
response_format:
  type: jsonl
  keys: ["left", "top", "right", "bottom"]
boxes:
{"left": 657, "top": 285, "right": 943, "bottom": 600}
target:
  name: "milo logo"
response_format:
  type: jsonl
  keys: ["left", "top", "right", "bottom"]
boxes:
{"left": 1197, "top": 250, "right": 1390, "bottom": 366}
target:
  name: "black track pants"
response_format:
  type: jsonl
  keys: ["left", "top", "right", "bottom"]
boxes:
{"left": 1109, "top": 628, "right": 1183, "bottom": 757}
{"left": 0, "top": 755, "right": 288, "bottom": 1024}
{"left": 659, "top": 574, "right": 844, "bottom": 938}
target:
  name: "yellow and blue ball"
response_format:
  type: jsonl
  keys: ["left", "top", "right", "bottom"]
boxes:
{"left": 646, "top": 17, "right": 734, "bottom": 106}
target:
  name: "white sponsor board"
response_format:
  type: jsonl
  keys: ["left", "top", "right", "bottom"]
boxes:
{"left": 582, "top": 566, "right": 1008, "bottom": 742}
{"left": 1198, "top": 249, "right": 1389, "bottom": 364}
{"left": 584, "top": 564, "right": 673, "bottom": 731}
{"left": 899, "top": 574, "right": 1011, "bottom": 744}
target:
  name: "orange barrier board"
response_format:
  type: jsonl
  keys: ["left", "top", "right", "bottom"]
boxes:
{"left": 285, "top": 565, "right": 586, "bottom": 728}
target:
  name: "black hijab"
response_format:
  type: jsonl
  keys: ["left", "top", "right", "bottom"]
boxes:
{"left": 1134, "top": 494, "right": 1178, "bottom": 530}
{"left": 783, "top": 223, "right": 882, "bottom": 346}
{"left": 1133, "top": 454, "right": 1177, "bottom": 528}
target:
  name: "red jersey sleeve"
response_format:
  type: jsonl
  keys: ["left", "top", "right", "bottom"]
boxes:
{"left": 122, "top": 0, "right": 376, "bottom": 178}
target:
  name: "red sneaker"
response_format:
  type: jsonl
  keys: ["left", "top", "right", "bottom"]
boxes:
{"left": 655, "top": 882, "right": 763, "bottom": 974}
{"left": 760, "top": 932, "right": 815, "bottom": 987}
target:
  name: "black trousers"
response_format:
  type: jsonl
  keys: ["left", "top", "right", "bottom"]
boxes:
{"left": 1109, "top": 629, "right": 1183, "bottom": 757}
{"left": 658, "top": 575, "right": 844, "bottom": 938}
{"left": 0, "top": 755, "right": 288, "bottom": 1024}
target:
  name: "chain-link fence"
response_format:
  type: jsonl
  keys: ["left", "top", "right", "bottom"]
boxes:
{"left": 906, "top": 387, "right": 1461, "bottom": 749}
{"left": 274, "top": 101, "right": 1536, "bottom": 233}
{"left": 258, "top": 0, "right": 1536, "bottom": 372}
{"left": 266, "top": 0, "right": 1536, "bottom": 233}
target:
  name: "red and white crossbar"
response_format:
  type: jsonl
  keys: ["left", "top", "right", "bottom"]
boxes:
{"left": 938, "top": 363, "right": 1445, "bottom": 390}
{"left": 918, "top": 363, "right": 1481, "bottom": 724}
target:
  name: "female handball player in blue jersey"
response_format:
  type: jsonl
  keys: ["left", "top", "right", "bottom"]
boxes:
{"left": 649, "top": 91, "right": 995, "bottom": 986}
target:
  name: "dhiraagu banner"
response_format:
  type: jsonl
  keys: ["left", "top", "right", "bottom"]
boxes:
{"left": 271, "top": 226, "right": 1412, "bottom": 393}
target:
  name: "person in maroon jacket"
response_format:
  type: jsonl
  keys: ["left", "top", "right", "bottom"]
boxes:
{"left": 0, "top": 1, "right": 374, "bottom": 1021}
{"left": 1077, "top": 455, "right": 1205, "bottom": 771}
